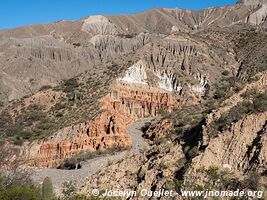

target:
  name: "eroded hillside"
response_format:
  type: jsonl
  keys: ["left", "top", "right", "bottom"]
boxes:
{"left": 0, "top": 0, "right": 267, "bottom": 199}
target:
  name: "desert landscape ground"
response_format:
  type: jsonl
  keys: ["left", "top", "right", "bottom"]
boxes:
{"left": 0, "top": 0, "right": 267, "bottom": 199}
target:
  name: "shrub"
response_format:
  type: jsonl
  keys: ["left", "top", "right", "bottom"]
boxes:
{"left": 157, "top": 108, "right": 169, "bottom": 116}
{"left": 20, "top": 130, "right": 35, "bottom": 140}
{"left": 5, "top": 185, "right": 40, "bottom": 200}
{"left": 252, "top": 93, "right": 267, "bottom": 113}
{"left": 0, "top": 173, "right": 41, "bottom": 200}
{"left": 73, "top": 43, "right": 81, "bottom": 47}
{"left": 222, "top": 70, "right": 230, "bottom": 76}
{"left": 214, "top": 88, "right": 227, "bottom": 99}
{"left": 13, "top": 137, "right": 24, "bottom": 146}
{"left": 205, "top": 166, "right": 220, "bottom": 183}
{"left": 64, "top": 78, "right": 79, "bottom": 93}
{"left": 243, "top": 171, "right": 261, "bottom": 190}
{"left": 53, "top": 103, "right": 66, "bottom": 110}
{"left": 213, "top": 77, "right": 244, "bottom": 100}
{"left": 39, "top": 85, "right": 52, "bottom": 91}
{"left": 62, "top": 181, "right": 76, "bottom": 198}
{"left": 257, "top": 60, "right": 267, "bottom": 73}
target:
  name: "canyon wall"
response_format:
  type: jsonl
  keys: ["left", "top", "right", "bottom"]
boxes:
{"left": 24, "top": 58, "right": 214, "bottom": 168}
{"left": 23, "top": 65, "right": 181, "bottom": 167}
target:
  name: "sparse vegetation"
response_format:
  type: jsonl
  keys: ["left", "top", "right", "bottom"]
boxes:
{"left": 62, "top": 181, "right": 77, "bottom": 198}
{"left": 211, "top": 90, "right": 267, "bottom": 135}
{"left": 0, "top": 172, "right": 41, "bottom": 200}
{"left": 177, "top": 166, "right": 265, "bottom": 199}
{"left": 243, "top": 171, "right": 261, "bottom": 191}
{"left": 0, "top": 104, "right": 55, "bottom": 145}
{"left": 213, "top": 77, "right": 244, "bottom": 100}
{"left": 157, "top": 108, "right": 169, "bottom": 116}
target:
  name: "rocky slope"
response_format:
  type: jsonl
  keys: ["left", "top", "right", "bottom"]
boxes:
{"left": 0, "top": 0, "right": 266, "bottom": 104}
{"left": 80, "top": 71, "right": 267, "bottom": 200}
{"left": 0, "top": 0, "right": 267, "bottom": 198}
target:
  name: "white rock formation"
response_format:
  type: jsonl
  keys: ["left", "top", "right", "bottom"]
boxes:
{"left": 246, "top": 4, "right": 267, "bottom": 25}
{"left": 191, "top": 76, "right": 209, "bottom": 94}
{"left": 155, "top": 71, "right": 182, "bottom": 92}
{"left": 118, "top": 61, "right": 148, "bottom": 85}
{"left": 171, "top": 26, "right": 180, "bottom": 33}
{"left": 82, "top": 15, "right": 118, "bottom": 35}
{"left": 118, "top": 62, "right": 209, "bottom": 94}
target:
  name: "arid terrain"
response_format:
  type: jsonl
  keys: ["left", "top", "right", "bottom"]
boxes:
{"left": 0, "top": 0, "right": 267, "bottom": 199}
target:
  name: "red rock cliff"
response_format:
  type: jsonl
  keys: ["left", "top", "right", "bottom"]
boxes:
{"left": 25, "top": 80, "right": 179, "bottom": 168}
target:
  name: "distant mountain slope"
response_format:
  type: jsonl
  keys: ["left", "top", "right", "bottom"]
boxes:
{"left": 0, "top": 0, "right": 266, "bottom": 104}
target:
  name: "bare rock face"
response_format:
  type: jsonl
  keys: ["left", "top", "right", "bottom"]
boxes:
{"left": 110, "top": 84, "right": 176, "bottom": 118}
{"left": 242, "top": 0, "right": 267, "bottom": 25}
{"left": 89, "top": 33, "right": 152, "bottom": 60}
{"left": 143, "top": 119, "right": 173, "bottom": 143}
{"left": 191, "top": 111, "right": 267, "bottom": 172}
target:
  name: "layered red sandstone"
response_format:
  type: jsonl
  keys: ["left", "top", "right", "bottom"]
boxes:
{"left": 23, "top": 81, "right": 178, "bottom": 168}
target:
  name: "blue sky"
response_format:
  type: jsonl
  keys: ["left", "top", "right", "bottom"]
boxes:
{"left": 0, "top": 0, "right": 238, "bottom": 30}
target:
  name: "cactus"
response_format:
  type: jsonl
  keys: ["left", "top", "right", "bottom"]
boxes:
{"left": 42, "top": 176, "right": 54, "bottom": 200}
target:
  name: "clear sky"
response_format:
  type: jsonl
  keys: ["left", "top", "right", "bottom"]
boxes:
{"left": 0, "top": 0, "right": 238, "bottom": 30}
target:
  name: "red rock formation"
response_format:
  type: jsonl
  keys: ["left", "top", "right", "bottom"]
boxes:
{"left": 25, "top": 80, "right": 179, "bottom": 168}
{"left": 110, "top": 82, "right": 177, "bottom": 118}
{"left": 26, "top": 94, "right": 133, "bottom": 168}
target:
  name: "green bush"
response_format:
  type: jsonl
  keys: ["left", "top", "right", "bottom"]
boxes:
{"left": 214, "top": 88, "right": 228, "bottom": 99}
{"left": 0, "top": 173, "right": 41, "bottom": 200}
{"left": 252, "top": 93, "right": 267, "bottom": 113}
{"left": 205, "top": 166, "right": 220, "bottom": 183}
{"left": 39, "top": 85, "right": 52, "bottom": 91}
{"left": 4, "top": 185, "right": 40, "bottom": 200}
{"left": 257, "top": 60, "right": 267, "bottom": 73}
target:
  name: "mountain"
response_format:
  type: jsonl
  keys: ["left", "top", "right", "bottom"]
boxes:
{"left": 0, "top": 0, "right": 267, "bottom": 198}
{"left": 0, "top": 0, "right": 266, "bottom": 103}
